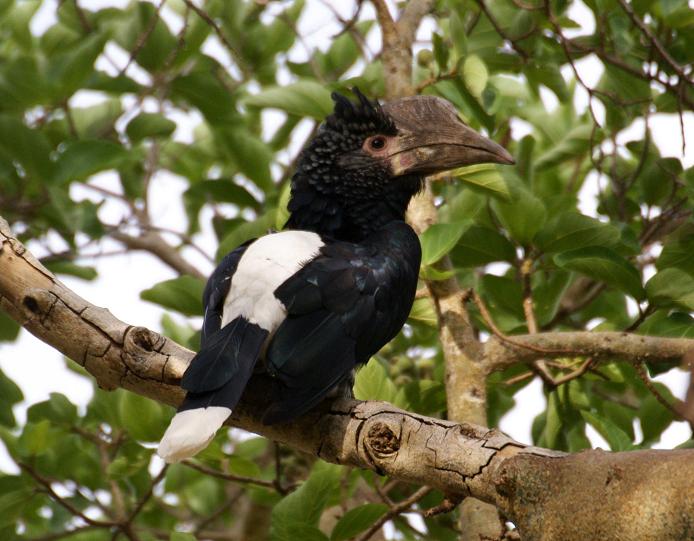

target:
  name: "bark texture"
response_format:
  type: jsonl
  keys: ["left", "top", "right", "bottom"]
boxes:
{"left": 3, "top": 213, "right": 694, "bottom": 541}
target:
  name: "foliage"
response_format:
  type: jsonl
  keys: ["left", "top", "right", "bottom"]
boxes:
{"left": 0, "top": 0, "right": 692, "bottom": 539}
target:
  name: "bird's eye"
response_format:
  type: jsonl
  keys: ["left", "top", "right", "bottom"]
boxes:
{"left": 369, "top": 136, "right": 387, "bottom": 150}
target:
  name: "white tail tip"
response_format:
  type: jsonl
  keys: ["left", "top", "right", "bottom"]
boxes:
{"left": 157, "top": 407, "right": 231, "bottom": 463}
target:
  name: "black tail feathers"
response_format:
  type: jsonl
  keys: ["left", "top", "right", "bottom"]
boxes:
{"left": 178, "top": 317, "right": 268, "bottom": 413}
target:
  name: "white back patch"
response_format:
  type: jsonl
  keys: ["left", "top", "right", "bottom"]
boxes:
{"left": 221, "top": 230, "right": 323, "bottom": 332}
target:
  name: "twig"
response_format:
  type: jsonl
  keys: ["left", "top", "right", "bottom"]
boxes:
{"left": 422, "top": 493, "right": 463, "bottom": 517}
{"left": 355, "top": 486, "right": 432, "bottom": 541}
{"left": 272, "top": 442, "right": 291, "bottom": 495}
{"left": 20, "top": 463, "right": 116, "bottom": 528}
{"left": 26, "top": 525, "right": 100, "bottom": 541}
{"left": 111, "top": 230, "right": 205, "bottom": 279}
{"left": 181, "top": 0, "right": 249, "bottom": 76}
{"left": 126, "top": 465, "right": 169, "bottom": 524}
{"left": 519, "top": 257, "right": 555, "bottom": 385}
{"left": 194, "top": 488, "right": 245, "bottom": 534}
{"left": 550, "top": 357, "right": 595, "bottom": 387}
{"left": 470, "top": 290, "right": 572, "bottom": 356}
{"left": 474, "top": 0, "right": 529, "bottom": 59}
{"left": 635, "top": 363, "right": 687, "bottom": 424}
{"left": 181, "top": 460, "right": 295, "bottom": 491}
{"left": 119, "top": 0, "right": 167, "bottom": 77}
{"left": 615, "top": 0, "right": 694, "bottom": 87}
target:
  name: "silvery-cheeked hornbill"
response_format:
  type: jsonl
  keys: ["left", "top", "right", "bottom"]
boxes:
{"left": 158, "top": 90, "right": 514, "bottom": 463}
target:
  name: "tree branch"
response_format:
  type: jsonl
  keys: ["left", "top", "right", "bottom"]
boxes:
{"left": 3, "top": 186, "right": 694, "bottom": 541}
{"left": 483, "top": 331, "right": 693, "bottom": 373}
{"left": 111, "top": 231, "right": 205, "bottom": 280}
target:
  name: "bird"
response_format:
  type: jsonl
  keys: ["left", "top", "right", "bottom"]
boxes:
{"left": 157, "top": 89, "right": 514, "bottom": 463}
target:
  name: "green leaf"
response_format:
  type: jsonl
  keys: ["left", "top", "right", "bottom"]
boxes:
{"left": 419, "top": 265, "right": 456, "bottom": 281}
{"left": 27, "top": 393, "right": 77, "bottom": 425}
{"left": 126, "top": 113, "right": 176, "bottom": 142}
{"left": 245, "top": 81, "right": 333, "bottom": 119}
{"left": 462, "top": 54, "right": 488, "bottom": 98}
{"left": 276, "top": 181, "right": 292, "bottom": 230}
{"left": 331, "top": 503, "right": 388, "bottom": 541}
{"left": 491, "top": 187, "right": 547, "bottom": 245}
{"left": 272, "top": 462, "right": 341, "bottom": 534}
{"left": 479, "top": 274, "right": 524, "bottom": 321}
{"left": 581, "top": 411, "right": 634, "bottom": 451}
{"left": 354, "top": 359, "right": 406, "bottom": 407}
{"left": 645, "top": 268, "right": 694, "bottom": 310}
{"left": 639, "top": 386, "right": 675, "bottom": 444}
{"left": 0, "top": 368, "right": 23, "bottom": 427}
{"left": 535, "top": 124, "right": 597, "bottom": 170}
{"left": 216, "top": 211, "right": 276, "bottom": 260}
{"left": 118, "top": 392, "right": 168, "bottom": 442}
{"left": 542, "top": 392, "right": 562, "bottom": 449}
{"left": 7, "top": 0, "right": 40, "bottom": 50}
{"left": 140, "top": 276, "right": 205, "bottom": 316}
{"left": 639, "top": 311, "right": 694, "bottom": 338}
{"left": 0, "top": 486, "right": 33, "bottom": 529}
{"left": 452, "top": 164, "right": 511, "bottom": 200}
{"left": 186, "top": 179, "right": 259, "bottom": 209}
{"left": 0, "top": 114, "right": 53, "bottom": 179}
{"left": 533, "top": 270, "right": 572, "bottom": 326}
{"left": 408, "top": 298, "right": 437, "bottom": 326}
{"left": 419, "top": 221, "right": 470, "bottom": 266}
{"left": 216, "top": 126, "right": 274, "bottom": 191}
{"left": 656, "top": 231, "right": 694, "bottom": 274}
{"left": 113, "top": 2, "right": 177, "bottom": 71}
{"left": 170, "top": 533, "right": 197, "bottom": 541}
{"left": 432, "top": 32, "right": 450, "bottom": 71}
{"left": 46, "top": 33, "right": 106, "bottom": 96}
{"left": 108, "top": 448, "right": 151, "bottom": 480}
{"left": 0, "top": 311, "right": 20, "bottom": 343}
{"left": 449, "top": 10, "right": 468, "bottom": 55}
{"left": 53, "top": 140, "right": 132, "bottom": 184}
{"left": 18, "top": 420, "right": 53, "bottom": 456}
{"left": 526, "top": 63, "right": 569, "bottom": 101}
{"left": 554, "top": 247, "right": 645, "bottom": 300}
{"left": 171, "top": 70, "right": 239, "bottom": 124}
{"left": 450, "top": 225, "right": 516, "bottom": 267}
{"left": 273, "top": 522, "right": 329, "bottom": 541}
{"left": 535, "top": 213, "right": 620, "bottom": 253}
{"left": 160, "top": 313, "right": 196, "bottom": 346}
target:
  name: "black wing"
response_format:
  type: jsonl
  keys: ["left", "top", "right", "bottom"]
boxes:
{"left": 263, "top": 222, "right": 420, "bottom": 423}
{"left": 200, "top": 240, "right": 254, "bottom": 345}
{"left": 180, "top": 240, "right": 264, "bottom": 396}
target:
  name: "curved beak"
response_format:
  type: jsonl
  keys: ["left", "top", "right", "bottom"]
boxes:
{"left": 382, "top": 96, "right": 514, "bottom": 177}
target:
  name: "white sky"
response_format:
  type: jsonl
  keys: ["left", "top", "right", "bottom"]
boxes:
{"left": 1, "top": 1, "right": 692, "bottom": 474}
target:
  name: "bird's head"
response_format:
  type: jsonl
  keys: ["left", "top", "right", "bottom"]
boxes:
{"left": 288, "top": 89, "right": 514, "bottom": 239}
{"left": 324, "top": 89, "right": 514, "bottom": 177}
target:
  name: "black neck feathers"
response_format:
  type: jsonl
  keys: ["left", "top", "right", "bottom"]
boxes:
{"left": 284, "top": 171, "right": 423, "bottom": 241}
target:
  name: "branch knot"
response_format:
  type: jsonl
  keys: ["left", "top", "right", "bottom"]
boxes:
{"left": 366, "top": 421, "right": 401, "bottom": 458}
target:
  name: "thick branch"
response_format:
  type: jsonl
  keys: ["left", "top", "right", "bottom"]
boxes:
{"left": 2, "top": 218, "right": 694, "bottom": 540}
{"left": 3, "top": 218, "right": 694, "bottom": 541}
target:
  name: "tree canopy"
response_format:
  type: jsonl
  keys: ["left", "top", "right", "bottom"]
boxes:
{"left": 0, "top": 1, "right": 693, "bottom": 540}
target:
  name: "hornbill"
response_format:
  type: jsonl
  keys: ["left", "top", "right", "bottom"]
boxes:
{"left": 158, "top": 90, "right": 514, "bottom": 463}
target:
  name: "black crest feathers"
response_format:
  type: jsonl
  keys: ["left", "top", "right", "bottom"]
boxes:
{"left": 326, "top": 88, "right": 396, "bottom": 136}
